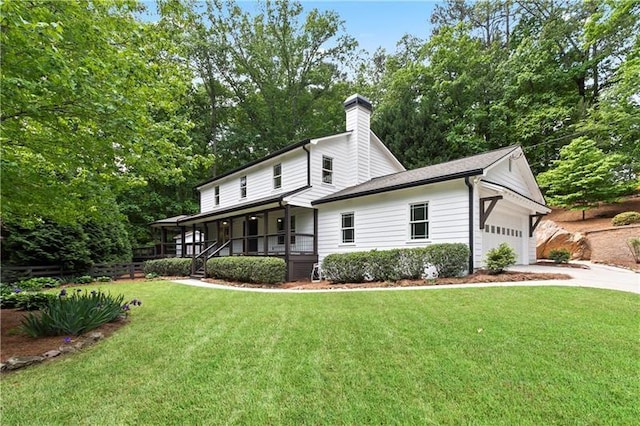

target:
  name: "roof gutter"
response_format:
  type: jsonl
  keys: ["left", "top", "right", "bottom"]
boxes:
{"left": 312, "top": 169, "right": 484, "bottom": 206}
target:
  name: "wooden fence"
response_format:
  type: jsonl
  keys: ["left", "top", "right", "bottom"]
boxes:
{"left": 2, "top": 262, "right": 145, "bottom": 282}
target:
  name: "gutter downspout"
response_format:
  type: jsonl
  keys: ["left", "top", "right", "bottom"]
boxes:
{"left": 302, "top": 145, "right": 311, "bottom": 186}
{"left": 464, "top": 177, "right": 474, "bottom": 272}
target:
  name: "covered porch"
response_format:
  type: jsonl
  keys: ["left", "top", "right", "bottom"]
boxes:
{"left": 147, "top": 201, "right": 318, "bottom": 281}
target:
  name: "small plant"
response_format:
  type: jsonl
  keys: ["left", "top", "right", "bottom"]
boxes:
{"left": 485, "top": 243, "right": 516, "bottom": 274}
{"left": 21, "top": 289, "right": 140, "bottom": 337}
{"left": 612, "top": 211, "right": 640, "bottom": 226}
{"left": 627, "top": 237, "right": 640, "bottom": 263}
{"left": 145, "top": 272, "right": 159, "bottom": 280}
{"left": 15, "top": 277, "right": 60, "bottom": 292}
{"left": 75, "top": 275, "right": 94, "bottom": 284}
{"left": 95, "top": 276, "right": 112, "bottom": 282}
{"left": 0, "top": 292, "right": 57, "bottom": 310}
{"left": 548, "top": 248, "right": 570, "bottom": 264}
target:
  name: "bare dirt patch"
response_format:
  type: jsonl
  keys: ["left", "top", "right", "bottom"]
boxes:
{"left": 0, "top": 309, "right": 127, "bottom": 363}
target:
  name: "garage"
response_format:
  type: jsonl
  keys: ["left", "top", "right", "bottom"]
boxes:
{"left": 482, "top": 208, "right": 527, "bottom": 265}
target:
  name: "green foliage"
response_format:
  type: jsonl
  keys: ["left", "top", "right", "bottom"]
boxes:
{"left": 0, "top": 292, "right": 57, "bottom": 311}
{"left": 21, "top": 289, "right": 130, "bottom": 337}
{"left": 143, "top": 258, "right": 193, "bottom": 277}
{"left": 612, "top": 211, "right": 640, "bottom": 226}
{"left": 627, "top": 237, "right": 640, "bottom": 263}
{"left": 1, "top": 220, "right": 132, "bottom": 270}
{"left": 537, "top": 138, "right": 636, "bottom": 212}
{"left": 548, "top": 249, "right": 570, "bottom": 264}
{"left": 15, "top": 277, "right": 60, "bottom": 292}
{"left": 75, "top": 276, "right": 94, "bottom": 284}
{"left": 424, "top": 243, "right": 470, "bottom": 278}
{"left": 145, "top": 273, "right": 160, "bottom": 280}
{"left": 485, "top": 243, "right": 516, "bottom": 274}
{"left": 95, "top": 276, "right": 113, "bottom": 283}
{"left": 321, "top": 252, "right": 370, "bottom": 284}
{"left": 322, "top": 244, "right": 469, "bottom": 283}
{"left": 206, "top": 257, "right": 286, "bottom": 284}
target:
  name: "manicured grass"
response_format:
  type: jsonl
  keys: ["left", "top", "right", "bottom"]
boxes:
{"left": 1, "top": 282, "right": 638, "bottom": 424}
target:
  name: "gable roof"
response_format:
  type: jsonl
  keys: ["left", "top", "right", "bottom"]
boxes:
{"left": 312, "top": 145, "right": 521, "bottom": 205}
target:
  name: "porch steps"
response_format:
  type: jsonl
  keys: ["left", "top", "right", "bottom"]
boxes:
{"left": 190, "top": 268, "right": 206, "bottom": 280}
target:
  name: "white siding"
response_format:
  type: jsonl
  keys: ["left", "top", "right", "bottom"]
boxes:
{"left": 289, "top": 135, "right": 352, "bottom": 207}
{"left": 199, "top": 149, "right": 308, "bottom": 212}
{"left": 484, "top": 155, "right": 544, "bottom": 203}
{"left": 316, "top": 181, "right": 469, "bottom": 263}
{"left": 369, "top": 133, "right": 405, "bottom": 177}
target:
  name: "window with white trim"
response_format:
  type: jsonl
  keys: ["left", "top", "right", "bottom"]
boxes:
{"left": 341, "top": 212, "right": 354, "bottom": 244}
{"left": 273, "top": 164, "right": 282, "bottom": 189}
{"left": 410, "top": 202, "right": 429, "bottom": 239}
{"left": 322, "top": 156, "right": 333, "bottom": 184}
{"left": 240, "top": 176, "right": 247, "bottom": 198}
{"left": 214, "top": 186, "right": 220, "bottom": 206}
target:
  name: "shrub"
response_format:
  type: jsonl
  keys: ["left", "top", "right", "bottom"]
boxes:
{"left": 21, "top": 289, "right": 136, "bottom": 337}
{"left": 424, "top": 243, "right": 469, "bottom": 278}
{"left": 485, "top": 243, "right": 516, "bottom": 274}
{"left": 0, "top": 292, "right": 57, "bottom": 310}
{"left": 612, "top": 211, "right": 640, "bottom": 226}
{"left": 75, "top": 275, "right": 93, "bottom": 284}
{"left": 145, "top": 272, "right": 160, "bottom": 280}
{"left": 627, "top": 237, "right": 640, "bottom": 263}
{"left": 15, "top": 277, "right": 60, "bottom": 292}
{"left": 95, "top": 276, "right": 112, "bottom": 282}
{"left": 366, "top": 248, "right": 431, "bottom": 281}
{"left": 206, "top": 257, "right": 286, "bottom": 284}
{"left": 548, "top": 248, "right": 570, "bottom": 263}
{"left": 321, "top": 252, "right": 370, "bottom": 283}
{"left": 143, "top": 258, "right": 192, "bottom": 276}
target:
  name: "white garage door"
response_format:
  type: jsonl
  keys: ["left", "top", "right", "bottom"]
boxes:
{"left": 482, "top": 210, "right": 526, "bottom": 264}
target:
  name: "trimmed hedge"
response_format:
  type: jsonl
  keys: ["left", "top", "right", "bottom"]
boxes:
{"left": 142, "top": 258, "right": 192, "bottom": 276}
{"left": 206, "top": 257, "right": 286, "bottom": 284}
{"left": 322, "top": 244, "right": 469, "bottom": 283}
{"left": 612, "top": 211, "right": 640, "bottom": 226}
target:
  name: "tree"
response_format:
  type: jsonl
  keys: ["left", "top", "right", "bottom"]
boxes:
{"left": 0, "top": 0, "right": 205, "bottom": 226}
{"left": 537, "top": 137, "right": 635, "bottom": 218}
{"left": 173, "top": 0, "right": 358, "bottom": 173}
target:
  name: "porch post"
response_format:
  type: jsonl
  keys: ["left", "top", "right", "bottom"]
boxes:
{"left": 284, "top": 204, "right": 291, "bottom": 281}
{"left": 180, "top": 226, "right": 186, "bottom": 258}
{"left": 313, "top": 208, "right": 318, "bottom": 255}
{"left": 244, "top": 214, "right": 249, "bottom": 255}
{"left": 191, "top": 223, "right": 197, "bottom": 274}
{"left": 203, "top": 222, "right": 209, "bottom": 246}
{"left": 229, "top": 218, "right": 233, "bottom": 256}
{"left": 263, "top": 211, "right": 269, "bottom": 256}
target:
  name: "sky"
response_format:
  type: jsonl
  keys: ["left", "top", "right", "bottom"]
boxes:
{"left": 140, "top": 0, "right": 442, "bottom": 54}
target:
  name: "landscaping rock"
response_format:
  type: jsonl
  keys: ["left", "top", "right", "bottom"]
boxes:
{"left": 59, "top": 345, "right": 78, "bottom": 354}
{"left": 5, "top": 355, "right": 44, "bottom": 370}
{"left": 536, "top": 220, "right": 591, "bottom": 260}
{"left": 87, "top": 332, "right": 104, "bottom": 342}
{"left": 43, "top": 350, "right": 61, "bottom": 358}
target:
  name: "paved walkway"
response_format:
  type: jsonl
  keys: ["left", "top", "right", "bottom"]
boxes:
{"left": 172, "top": 262, "right": 639, "bottom": 294}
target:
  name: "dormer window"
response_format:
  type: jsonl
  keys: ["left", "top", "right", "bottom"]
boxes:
{"left": 273, "top": 163, "right": 282, "bottom": 189}
{"left": 240, "top": 176, "right": 247, "bottom": 198}
{"left": 322, "top": 156, "right": 333, "bottom": 184}
{"left": 214, "top": 186, "right": 220, "bottom": 206}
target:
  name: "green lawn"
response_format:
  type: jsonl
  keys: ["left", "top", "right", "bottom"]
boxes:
{"left": 1, "top": 282, "right": 638, "bottom": 425}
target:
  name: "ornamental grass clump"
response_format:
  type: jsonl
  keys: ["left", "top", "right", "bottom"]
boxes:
{"left": 21, "top": 289, "right": 140, "bottom": 337}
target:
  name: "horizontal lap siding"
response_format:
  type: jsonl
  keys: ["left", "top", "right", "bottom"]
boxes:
{"left": 200, "top": 151, "right": 308, "bottom": 212}
{"left": 317, "top": 181, "right": 469, "bottom": 263}
{"left": 369, "top": 137, "right": 404, "bottom": 177}
{"left": 486, "top": 159, "right": 534, "bottom": 199}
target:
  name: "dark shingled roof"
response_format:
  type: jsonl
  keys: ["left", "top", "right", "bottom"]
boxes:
{"left": 312, "top": 145, "right": 520, "bottom": 205}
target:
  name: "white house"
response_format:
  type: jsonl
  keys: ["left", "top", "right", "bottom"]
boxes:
{"left": 152, "top": 94, "right": 550, "bottom": 280}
